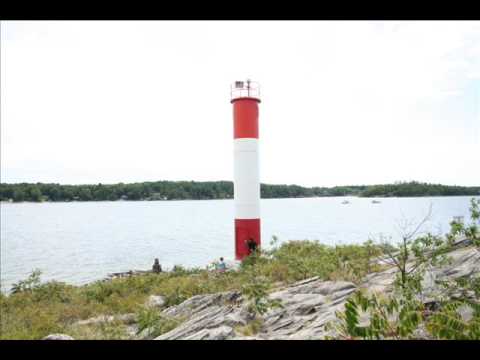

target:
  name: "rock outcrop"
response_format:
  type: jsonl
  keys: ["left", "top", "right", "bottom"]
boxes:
{"left": 152, "top": 245, "right": 479, "bottom": 340}
{"left": 152, "top": 278, "right": 358, "bottom": 340}
{"left": 71, "top": 243, "right": 479, "bottom": 340}
{"left": 362, "top": 245, "right": 480, "bottom": 298}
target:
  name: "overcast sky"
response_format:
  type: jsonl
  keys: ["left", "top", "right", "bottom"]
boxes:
{"left": 1, "top": 21, "right": 479, "bottom": 187}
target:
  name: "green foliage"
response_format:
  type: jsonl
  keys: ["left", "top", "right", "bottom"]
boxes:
{"left": 426, "top": 276, "right": 480, "bottom": 339}
{"left": 3, "top": 181, "right": 477, "bottom": 202}
{"left": 241, "top": 271, "right": 282, "bottom": 317}
{"left": 360, "top": 181, "right": 480, "bottom": 198}
{"left": 31, "top": 281, "right": 75, "bottom": 303}
{"left": 447, "top": 198, "right": 480, "bottom": 246}
{"left": 378, "top": 205, "right": 451, "bottom": 293}
{"left": 136, "top": 307, "right": 181, "bottom": 338}
{"left": 10, "top": 269, "right": 42, "bottom": 294}
{"left": 330, "top": 290, "right": 424, "bottom": 339}
{"left": 427, "top": 300, "right": 480, "bottom": 339}
{"left": 84, "top": 281, "right": 116, "bottom": 304}
{"left": 330, "top": 198, "right": 480, "bottom": 340}
{"left": 266, "top": 239, "right": 383, "bottom": 284}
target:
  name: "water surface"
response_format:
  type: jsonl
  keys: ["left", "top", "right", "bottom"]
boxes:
{"left": 1, "top": 196, "right": 476, "bottom": 292}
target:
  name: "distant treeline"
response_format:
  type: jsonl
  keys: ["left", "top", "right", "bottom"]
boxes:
{"left": 0, "top": 181, "right": 478, "bottom": 203}
{"left": 359, "top": 182, "right": 480, "bottom": 198}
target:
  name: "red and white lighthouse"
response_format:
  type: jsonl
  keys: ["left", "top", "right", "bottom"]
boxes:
{"left": 231, "top": 80, "right": 261, "bottom": 260}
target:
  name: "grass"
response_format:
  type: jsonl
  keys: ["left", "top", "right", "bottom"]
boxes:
{"left": 136, "top": 307, "right": 183, "bottom": 338}
{"left": 0, "top": 239, "right": 386, "bottom": 340}
{"left": 235, "top": 318, "right": 264, "bottom": 336}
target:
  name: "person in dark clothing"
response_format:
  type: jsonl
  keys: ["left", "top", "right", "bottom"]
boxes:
{"left": 245, "top": 237, "right": 258, "bottom": 255}
{"left": 152, "top": 258, "right": 162, "bottom": 273}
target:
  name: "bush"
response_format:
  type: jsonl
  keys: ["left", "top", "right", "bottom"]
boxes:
{"left": 241, "top": 271, "right": 282, "bottom": 317}
{"left": 10, "top": 269, "right": 42, "bottom": 294}
{"left": 136, "top": 307, "right": 181, "bottom": 338}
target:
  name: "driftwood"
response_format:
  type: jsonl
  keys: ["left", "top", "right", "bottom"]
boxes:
{"left": 105, "top": 269, "right": 153, "bottom": 281}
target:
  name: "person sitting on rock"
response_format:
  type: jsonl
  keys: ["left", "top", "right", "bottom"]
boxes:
{"left": 152, "top": 258, "right": 162, "bottom": 273}
{"left": 246, "top": 237, "right": 258, "bottom": 255}
{"left": 216, "top": 257, "right": 227, "bottom": 273}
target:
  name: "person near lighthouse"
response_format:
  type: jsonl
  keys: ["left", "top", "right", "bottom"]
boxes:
{"left": 152, "top": 258, "right": 162, "bottom": 273}
{"left": 246, "top": 237, "right": 258, "bottom": 255}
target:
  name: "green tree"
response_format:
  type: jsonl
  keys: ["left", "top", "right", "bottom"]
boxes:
{"left": 24, "top": 185, "right": 42, "bottom": 202}
{"left": 12, "top": 189, "right": 26, "bottom": 202}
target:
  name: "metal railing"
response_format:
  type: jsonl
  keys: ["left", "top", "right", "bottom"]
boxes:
{"left": 230, "top": 80, "right": 260, "bottom": 100}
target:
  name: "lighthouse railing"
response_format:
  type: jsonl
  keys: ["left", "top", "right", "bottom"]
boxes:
{"left": 230, "top": 81, "right": 260, "bottom": 100}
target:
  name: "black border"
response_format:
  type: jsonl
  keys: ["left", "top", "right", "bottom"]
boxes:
{"left": 1, "top": 1, "right": 480, "bottom": 20}
{"left": 0, "top": 339, "right": 479, "bottom": 357}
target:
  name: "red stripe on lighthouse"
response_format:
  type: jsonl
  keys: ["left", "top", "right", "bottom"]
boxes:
{"left": 233, "top": 98, "right": 259, "bottom": 139}
{"left": 235, "top": 218, "right": 261, "bottom": 260}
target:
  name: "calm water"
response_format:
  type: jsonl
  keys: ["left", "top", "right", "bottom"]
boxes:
{"left": 1, "top": 196, "right": 477, "bottom": 292}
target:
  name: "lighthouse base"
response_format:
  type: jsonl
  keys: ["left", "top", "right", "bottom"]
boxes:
{"left": 235, "top": 218, "right": 261, "bottom": 260}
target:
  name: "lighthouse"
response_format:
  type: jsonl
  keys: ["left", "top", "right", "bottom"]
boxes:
{"left": 231, "top": 80, "right": 261, "bottom": 260}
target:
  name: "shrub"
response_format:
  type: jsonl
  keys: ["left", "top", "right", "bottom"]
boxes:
{"left": 328, "top": 290, "right": 424, "bottom": 339}
{"left": 329, "top": 198, "right": 480, "bottom": 340}
{"left": 136, "top": 307, "right": 181, "bottom": 338}
{"left": 10, "top": 269, "right": 42, "bottom": 294}
{"left": 241, "top": 269, "right": 282, "bottom": 318}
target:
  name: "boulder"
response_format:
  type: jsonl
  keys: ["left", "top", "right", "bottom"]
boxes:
{"left": 145, "top": 295, "right": 166, "bottom": 308}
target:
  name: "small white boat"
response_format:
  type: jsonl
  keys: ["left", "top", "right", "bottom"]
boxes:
{"left": 341, "top": 200, "right": 350, "bottom": 205}
{"left": 372, "top": 200, "right": 381, "bottom": 204}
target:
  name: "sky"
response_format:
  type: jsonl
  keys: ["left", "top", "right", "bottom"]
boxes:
{"left": 1, "top": 21, "right": 479, "bottom": 187}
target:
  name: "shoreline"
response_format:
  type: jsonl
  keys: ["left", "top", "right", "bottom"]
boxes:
{"left": 1, "top": 194, "right": 479, "bottom": 205}
{"left": 2, "top": 236, "right": 473, "bottom": 296}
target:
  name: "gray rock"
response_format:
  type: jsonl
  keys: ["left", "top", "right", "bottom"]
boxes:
{"left": 145, "top": 295, "right": 166, "bottom": 308}
{"left": 155, "top": 278, "right": 357, "bottom": 340}
{"left": 125, "top": 324, "right": 139, "bottom": 338}
{"left": 42, "top": 334, "right": 74, "bottom": 340}
{"left": 184, "top": 325, "right": 235, "bottom": 340}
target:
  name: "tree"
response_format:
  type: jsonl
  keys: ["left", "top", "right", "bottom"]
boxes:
{"left": 379, "top": 204, "right": 449, "bottom": 293}
{"left": 12, "top": 189, "right": 26, "bottom": 202}
{"left": 447, "top": 198, "right": 480, "bottom": 247}
{"left": 27, "top": 186, "right": 42, "bottom": 202}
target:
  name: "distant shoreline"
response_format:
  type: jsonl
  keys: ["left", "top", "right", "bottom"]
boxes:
{"left": 1, "top": 180, "right": 479, "bottom": 203}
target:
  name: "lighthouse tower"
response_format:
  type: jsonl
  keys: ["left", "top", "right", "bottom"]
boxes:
{"left": 231, "top": 80, "right": 261, "bottom": 260}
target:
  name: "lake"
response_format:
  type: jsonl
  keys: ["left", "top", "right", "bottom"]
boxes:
{"left": 1, "top": 196, "right": 477, "bottom": 292}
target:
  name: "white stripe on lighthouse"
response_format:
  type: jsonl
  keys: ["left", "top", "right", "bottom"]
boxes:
{"left": 234, "top": 138, "right": 260, "bottom": 219}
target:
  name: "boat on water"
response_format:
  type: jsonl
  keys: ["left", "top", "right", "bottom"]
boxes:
{"left": 341, "top": 200, "right": 350, "bottom": 204}
{"left": 371, "top": 200, "right": 381, "bottom": 204}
